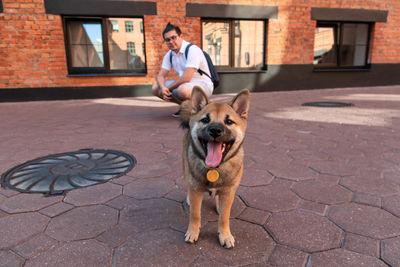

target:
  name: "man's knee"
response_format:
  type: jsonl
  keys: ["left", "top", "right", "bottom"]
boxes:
{"left": 176, "top": 84, "right": 193, "bottom": 100}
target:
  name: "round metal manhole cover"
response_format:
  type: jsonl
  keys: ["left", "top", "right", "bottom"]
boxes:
{"left": 1, "top": 149, "right": 136, "bottom": 195}
{"left": 302, "top": 101, "right": 354, "bottom": 107}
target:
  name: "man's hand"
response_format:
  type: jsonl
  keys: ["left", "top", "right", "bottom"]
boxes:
{"left": 161, "top": 86, "right": 172, "bottom": 101}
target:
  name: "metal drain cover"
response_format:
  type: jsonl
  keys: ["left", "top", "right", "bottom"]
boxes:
{"left": 1, "top": 149, "right": 136, "bottom": 195}
{"left": 302, "top": 102, "right": 354, "bottom": 107}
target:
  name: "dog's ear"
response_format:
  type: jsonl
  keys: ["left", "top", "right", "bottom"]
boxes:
{"left": 179, "top": 87, "right": 208, "bottom": 128}
{"left": 191, "top": 86, "right": 209, "bottom": 112}
{"left": 179, "top": 100, "right": 194, "bottom": 129}
{"left": 230, "top": 89, "right": 250, "bottom": 119}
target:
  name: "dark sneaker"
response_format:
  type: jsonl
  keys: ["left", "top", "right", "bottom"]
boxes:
{"left": 171, "top": 110, "right": 180, "bottom": 118}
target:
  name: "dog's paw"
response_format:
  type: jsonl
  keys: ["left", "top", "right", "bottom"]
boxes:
{"left": 219, "top": 233, "right": 235, "bottom": 248}
{"left": 184, "top": 228, "right": 199, "bottom": 244}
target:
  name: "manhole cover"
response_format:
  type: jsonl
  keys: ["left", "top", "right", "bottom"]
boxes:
{"left": 302, "top": 102, "right": 354, "bottom": 107}
{"left": 1, "top": 149, "right": 136, "bottom": 195}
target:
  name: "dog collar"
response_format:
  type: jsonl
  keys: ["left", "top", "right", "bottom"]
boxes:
{"left": 200, "top": 160, "right": 227, "bottom": 183}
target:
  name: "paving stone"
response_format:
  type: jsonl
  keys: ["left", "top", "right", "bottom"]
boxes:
{"left": 96, "top": 222, "right": 136, "bottom": 248}
{"left": 328, "top": 203, "right": 400, "bottom": 239}
{"left": 0, "top": 250, "right": 24, "bottom": 266}
{"left": 267, "top": 245, "right": 308, "bottom": 266}
{"left": 265, "top": 210, "right": 342, "bottom": 252}
{"left": 0, "top": 194, "right": 63, "bottom": 214}
{"left": 189, "top": 256, "right": 229, "bottom": 266}
{"left": 268, "top": 163, "right": 316, "bottom": 181}
{"left": 292, "top": 180, "right": 352, "bottom": 204}
{"left": 311, "top": 248, "right": 386, "bottom": 267}
{"left": 123, "top": 177, "right": 175, "bottom": 200}
{"left": 353, "top": 192, "right": 382, "bottom": 207}
{"left": 105, "top": 195, "right": 137, "bottom": 210}
{"left": 382, "top": 236, "right": 400, "bottom": 267}
{"left": 237, "top": 207, "right": 271, "bottom": 225}
{"left": 0, "top": 194, "right": 5, "bottom": 205}
{"left": 12, "top": 233, "right": 58, "bottom": 259}
{"left": 45, "top": 205, "right": 118, "bottom": 241}
{"left": 382, "top": 194, "right": 400, "bottom": 216}
{"left": 343, "top": 233, "right": 379, "bottom": 257}
{"left": 0, "top": 213, "right": 49, "bottom": 249}
{"left": 24, "top": 239, "right": 111, "bottom": 267}
{"left": 241, "top": 168, "right": 274, "bottom": 186}
{"left": 195, "top": 220, "right": 274, "bottom": 266}
{"left": 128, "top": 161, "right": 171, "bottom": 178}
{"left": 110, "top": 174, "right": 137, "bottom": 185}
{"left": 298, "top": 200, "right": 327, "bottom": 216}
{"left": 310, "top": 160, "right": 358, "bottom": 176}
{"left": 114, "top": 228, "right": 198, "bottom": 267}
{"left": 39, "top": 202, "right": 74, "bottom": 218}
{"left": 241, "top": 179, "right": 301, "bottom": 212}
{"left": 0, "top": 188, "right": 20, "bottom": 198}
{"left": 64, "top": 182, "right": 122, "bottom": 206}
{"left": 341, "top": 176, "right": 400, "bottom": 197}
{"left": 119, "top": 198, "right": 183, "bottom": 232}
{"left": 164, "top": 189, "right": 187, "bottom": 203}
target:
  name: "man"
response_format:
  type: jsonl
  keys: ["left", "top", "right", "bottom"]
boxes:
{"left": 152, "top": 23, "right": 214, "bottom": 110}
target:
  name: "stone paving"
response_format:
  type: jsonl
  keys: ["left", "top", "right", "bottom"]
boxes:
{"left": 1, "top": 85, "right": 400, "bottom": 266}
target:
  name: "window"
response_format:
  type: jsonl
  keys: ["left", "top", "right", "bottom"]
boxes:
{"left": 111, "top": 20, "right": 119, "bottom": 32}
{"left": 125, "top": 21, "right": 133, "bottom": 32}
{"left": 314, "top": 22, "right": 371, "bottom": 69}
{"left": 64, "top": 17, "right": 146, "bottom": 74}
{"left": 202, "top": 20, "right": 265, "bottom": 71}
{"left": 127, "top": 42, "right": 136, "bottom": 55}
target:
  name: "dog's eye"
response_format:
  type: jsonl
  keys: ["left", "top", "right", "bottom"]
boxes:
{"left": 200, "top": 115, "right": 210, "bottom": 124}
{"left": 225, "top": 118, "right": 235, "bottom": 125}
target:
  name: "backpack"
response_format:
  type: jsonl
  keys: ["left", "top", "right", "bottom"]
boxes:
{"left": 170, "top": 43, "right": 220, "bottom": 88}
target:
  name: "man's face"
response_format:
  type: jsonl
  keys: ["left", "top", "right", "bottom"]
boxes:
{"left": 164, "top": 30, "right": 182, "bottom": 52}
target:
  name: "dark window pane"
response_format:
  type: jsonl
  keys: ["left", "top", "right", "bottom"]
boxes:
{"left": 341, "top": 23, "right": 369, "bottom": 66}
{"left": 67, "top": 21, "right": 104, "bottom": 67}
{"left": 313, "top": 26, "right": 337, "bottom": 66}
{"left": 107, "top": 18, "right": 146, "bottom": 71}
{"left": 125, "top": 21, "right": 133, "bottom": 32}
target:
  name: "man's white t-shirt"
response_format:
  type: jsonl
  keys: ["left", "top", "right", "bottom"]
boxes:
{"left": 161, "top": 40, "right": 213, "bottom": 93}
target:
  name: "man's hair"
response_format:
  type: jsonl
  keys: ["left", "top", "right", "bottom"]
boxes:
{"left": 162, "top": 22, "right": 182, "bottom": 38}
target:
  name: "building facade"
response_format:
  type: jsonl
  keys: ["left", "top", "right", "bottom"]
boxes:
{"left": 0, "top": 0, "right": 399, "bottom": 100}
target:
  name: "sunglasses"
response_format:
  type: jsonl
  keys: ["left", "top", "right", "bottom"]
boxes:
{"left": 164, "top": 35, "right": 179, "bottom": 42}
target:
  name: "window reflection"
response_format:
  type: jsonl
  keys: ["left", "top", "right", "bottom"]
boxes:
{"left": 314, "top": 22, "right": 369, "bottom": 68}
{"left": 67, "top": 21, "right": 104, "bottom": 67}
{"left": 202, "top": 20, "right": 265, "bottom": 70}
{"left": 107, "top": 18, "right": 146, "bottom": 71}
{"left": 313, "top": 26, "right": 337, "bottom": 66}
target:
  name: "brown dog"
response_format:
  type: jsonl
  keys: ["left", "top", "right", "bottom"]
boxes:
{"left": 179, "top": 86, "right": 250, "bottom": 248}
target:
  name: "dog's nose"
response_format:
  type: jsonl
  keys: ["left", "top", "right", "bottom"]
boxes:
{"left": 207, "top": 125, "right": 224, "bottom": 138}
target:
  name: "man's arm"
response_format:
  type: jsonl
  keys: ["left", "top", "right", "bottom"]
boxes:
{"left": 156, "top": 68, "right": 172, "bottom": 101}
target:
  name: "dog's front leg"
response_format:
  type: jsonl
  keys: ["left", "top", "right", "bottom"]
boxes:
{"left": 217, "top": 190, "right": 236, "bottom": 248}
{"left": 185, "top": 188, "right": 203, "bottom": 243}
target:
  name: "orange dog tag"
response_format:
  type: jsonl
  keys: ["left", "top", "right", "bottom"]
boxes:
{"left": 206, "top": 169, "right": 219, "bottom": 182}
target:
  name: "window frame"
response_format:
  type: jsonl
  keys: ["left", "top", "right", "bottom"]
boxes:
{"left": 201, "top": 18, "right": 267, "bottom": 72}
{"left": 63, "top": 16, "right": 147, "bottom": 75}
{"left": 314, "top": 21, "right": 372, "bottom": 70}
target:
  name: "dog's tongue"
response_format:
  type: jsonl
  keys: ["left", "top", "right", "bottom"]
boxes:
{"left": 205, "top": 142, "right": 223, "bottom": 168}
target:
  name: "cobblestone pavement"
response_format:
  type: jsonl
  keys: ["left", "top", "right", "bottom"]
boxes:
{"left": 1, "top": 86, "right": 400, "bottom": 266}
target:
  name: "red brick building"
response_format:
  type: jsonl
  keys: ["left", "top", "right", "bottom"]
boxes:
{"left": 0, "top": 0, "right": 399, "bottom": 100}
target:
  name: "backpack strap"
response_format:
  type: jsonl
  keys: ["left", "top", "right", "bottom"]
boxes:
{"left": 185, "top": 43, "right": 194, "bottom": 59}
{"left": 184, "top": 43, "right": 211, "bottom": 79}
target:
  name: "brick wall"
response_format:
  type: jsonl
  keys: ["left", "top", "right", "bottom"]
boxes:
{"left": 0, "top": 0, "right": 399, "bottom": 89}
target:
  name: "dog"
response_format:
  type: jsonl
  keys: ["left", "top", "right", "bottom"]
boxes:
{"left": 179, "top": 86, "right": 250, "bottom": 248}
